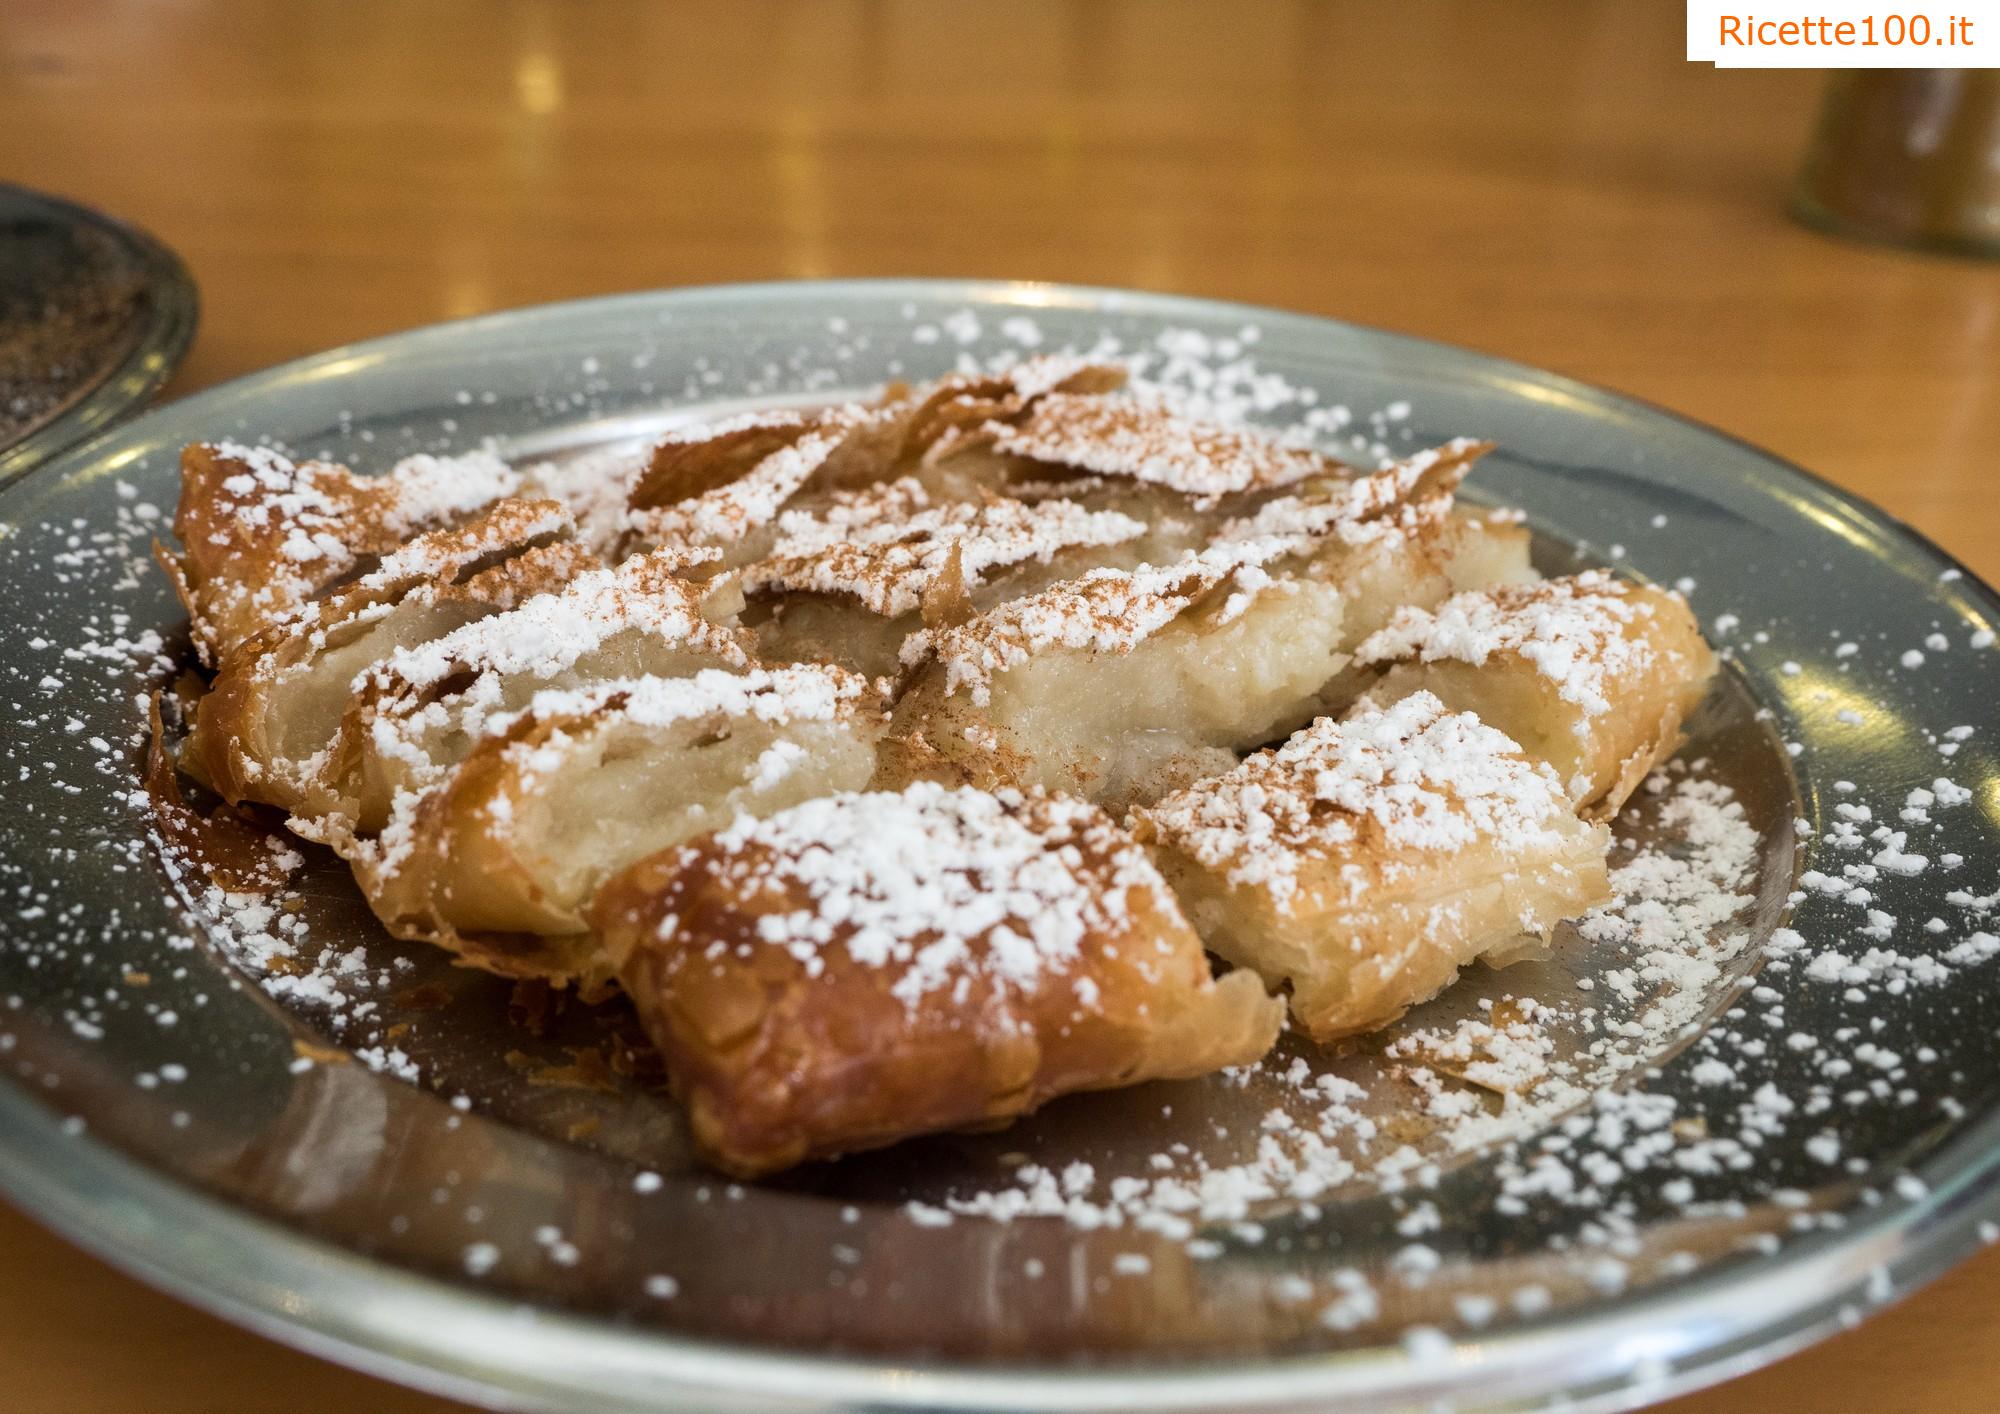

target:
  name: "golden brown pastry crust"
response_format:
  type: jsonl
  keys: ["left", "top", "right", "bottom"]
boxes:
{"left": 353, "top": 665, "right": 884, "bottom": 988}
{"left": 624, "top": 359, "right": 1129, "bottom": 563}
{"left": 987, "top": 391, "right": 1356, "bottom": 506}
{"left": 1354, "top": 572, "right": 1715, "bottom": 816}
{"left": 738, "top": 481, "right": 1150, "bottom": 678}
{"left": 625, "top": 405, "right": 873, "bottom": 560}
{"left": 319, "top": 544, "right": 751, "bottom": 836}
{"left": 1134, "top": 691, "right": 1612, "bottom": 1042}
{"left": 745, "top": 483, "right": 1147, "bottom": 619}
{"left": 166, "top": 441, "right": 518, "bottom": 666}
{"left": 894, "top": 358, "right": 1128, "bottom": 466}
{"left": 590, "top": 785, "right": 1282, "bottom": 1176}
{"left": 185, "top": 498, "right": 591, "bottom": 812}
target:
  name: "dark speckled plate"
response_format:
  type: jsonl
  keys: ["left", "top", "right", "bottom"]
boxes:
{"left": 0, "top": 184, "right": 197, "bottom": 486}
{"left": 0, "top": 281, "right": 1996, "bottom": 1413}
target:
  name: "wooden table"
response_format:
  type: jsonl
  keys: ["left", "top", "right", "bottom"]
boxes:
{"left": 4, "top": 1, "right": 1996, "bottom": 1408}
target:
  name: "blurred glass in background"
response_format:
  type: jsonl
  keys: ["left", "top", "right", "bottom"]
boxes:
{"left": 1795, "top": 71, "right": 2000, "bottom": 258}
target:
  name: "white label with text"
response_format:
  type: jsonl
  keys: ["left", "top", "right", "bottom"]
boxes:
{"left": 1688, "top": 0, "right": 2000, "bottom": 65}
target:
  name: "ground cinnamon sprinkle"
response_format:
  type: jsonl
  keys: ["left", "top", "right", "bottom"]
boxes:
{"left": 993, "top": 391, "right": 1341, "bottom": 502}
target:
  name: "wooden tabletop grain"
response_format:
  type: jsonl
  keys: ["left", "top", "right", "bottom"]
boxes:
{"left": 4, "top": 1, "right": 1996, "bottom": 1409}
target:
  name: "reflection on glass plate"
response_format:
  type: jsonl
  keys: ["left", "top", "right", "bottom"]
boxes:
{"left": 0, "top": 281, "right": 1996, "bottom": 1413}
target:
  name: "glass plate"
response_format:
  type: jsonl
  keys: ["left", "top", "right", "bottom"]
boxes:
{"left": 0, "top": 183, "right": 199, "bottom": 487}
{"left": 1, "top": 280, "right": 1996, "bottom": 1413}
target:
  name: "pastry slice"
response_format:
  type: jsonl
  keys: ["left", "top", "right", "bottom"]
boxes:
{"left": 743, "top": 478, "right": 1147, "bottom": 677}
{"left": 1133, "top": 691, "right": 1611, "bottom": 1042}
{"left": 355, "top": 665, "right": 883, "bottom": 989}
{"left": 589, "top": 783, "right": 1283, "bottom": 1176}
{"left": 166, "top": 441, "right": 521, "bottom": 665}
{"left": 1216, "top": 439, "right": 1532, "bottom": 643}
{"left": 516, "top": 442, "right": 653, "bottom": 554}
{"left": 1353, "top": 572, "right": 1715, "bottom": 816}
{"left": 325, "top": 544, "right": 752, "bottom": 835}
{"left": 1323, "top": 503, "right": 1538, "bottom": 647}
{"left": 896, "top": 355, "right": 1127, "bottom": 466}
{"left": 625, "top": 403, "right": 887, "bottom": 565}
{"left": 1211, "top": 440, "right": 1538, "bottom": 715}
{"left": 185, "top": 499, "right": 592, "bottom": 815}
{"left": 626, "top": 359, "right": 1128, "bottom": 564}
{"left": 985, "top": 390, "right": 1348, "bottom": 507}
{"left": 892, "top": 548, "right": 1348, "bottom": 811}
{"left": 1435, "top": 505, "right": 1538, "bottom": 596}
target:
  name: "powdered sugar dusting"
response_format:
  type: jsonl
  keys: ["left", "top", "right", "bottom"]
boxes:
{"left": 1139, "top": 692, "right": 1579, "bottom": 910}
{"left": 490, "top": 663, "right": 865, "bottom": 745}
{"left": 368, "top": 546, "right": 742, "bottom": 702}
{"left": 902, "top": 544, "right": 1293, "bottom": 704}
{"left": 672, "top": 784, "right": 1166, "bottom": 1008}
{"left": 1357, "top": 571, "right": 1662, "bottom": 716}
{"left": 937, "top": 766, "right": 1767, "bottom": 1238}
{"left": 747, "top": 483, "right": 1144, "bottom": 617}
{"left": 992, "top": 391, "right": 1339, "bottom": 503}
{"left": 174, "top": 442, "right": 521, "bottom": 662}
{"left": 1212, "top": 437, "right": 1484, "bottom": 555}
{"left": 630, "top": 405, "right": 873, "bottom": 550}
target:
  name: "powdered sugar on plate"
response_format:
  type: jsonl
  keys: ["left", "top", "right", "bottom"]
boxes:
{"left": 5, "top": 296, "right": 2000, "bottom": 1374}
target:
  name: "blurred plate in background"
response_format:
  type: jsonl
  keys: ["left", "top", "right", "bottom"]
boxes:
{"left": 0, "top": 183, "right": 197, "bottom": 486}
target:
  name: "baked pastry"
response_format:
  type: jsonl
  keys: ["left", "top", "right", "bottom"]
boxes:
{"left": 890, "top": 355, "right": 1128, "bottom": 463}
{"left": 1133, "top": 691, "right": 1612, "bottom": 1041}
{"left": 1213, "top": 438, "right": 1533, "bottom": 650}
{"left": 354, "top": 665, "right": 883, "bottom": 988}
{"left": 742, "top": 478, "right": 1148, "bottom": 677}
{"left": 924, "top": 388, "right": 1372, "bottom": 566}
{"left": 625, "top": 403, "right": 892, "bottom": 565}
{"left": 626, "top": 358, "right": 1129, "bottom": 565}
{"left": 590, "top": 783, "right": 1283, "bottom": 1176}
{"left": 891, "top": 547, "right": 1349, "bottom": 811}
{"left": 324, "top": 543, "right": 752, "bottom": 836}
{"left": 1352, "top": 571, "right": 1715, "bottom": 815}
{"left": 162, "top": 356, "right": 1719, "bottom": 1178}
{"left": 166, "top": 440, "right": 520, "bottom": 665}
{"left": 986, "top": 389, "right": 1348, "bottom": 506}
{"left": 515, "top": 443, "right": 655, "bottom": 555}
{"left": 183, "top": 498, "right": 592, "bottom": 815}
